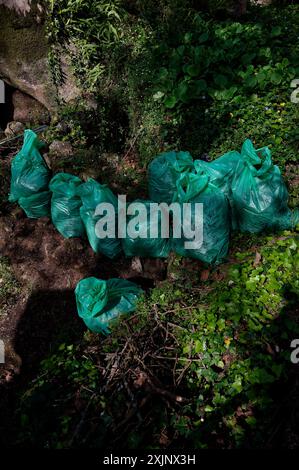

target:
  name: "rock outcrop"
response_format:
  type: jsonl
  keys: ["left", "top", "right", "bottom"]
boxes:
{"left": 0, "top": 1, "right": 81, "bottom": 113}
{"left": 12, "top": 89, "right": 50, "bottom": 124}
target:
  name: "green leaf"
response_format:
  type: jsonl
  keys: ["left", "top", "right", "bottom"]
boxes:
{"left": 245, "top": 76, "right": 257, "bottom": 88}
{"left": 153, "top": 91, "right": 165, "bottom": 101}
{"left": 186, "top": 64, "right": 201, "bottom": 77}
{"left": 213, "top": 86, "right": 237, "bottom": 101}
{"left": 245, "top": 416, "right": 257, "bottom": 427}
{"left": 175, "top": 82, "right": 189, "bottom": 102}
{"left": 184, "top": 32, "right": 192, "bottom": 44}
{"left": 164, "top": 95, "right": 178, "bottom": 109}
{"left": 177, "top": 45, "right": 186, "bottom": 57}
{"left": 231, "top": 377, "right": 243, "bottom": 393}
{"left": 270, "top": 71, "right": 282, "bottom": 84}
{"left": 204, "top": 405, "right": 214, "bottom": 413}
{"left": 158, "top": 67, "right": 168, "bottom": 80}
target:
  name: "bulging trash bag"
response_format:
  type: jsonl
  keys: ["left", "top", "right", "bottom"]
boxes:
{"left": 148, "top": 150, "right": 194, "bottom": 204}
{"left": 121, "top": 199, "right": 171, "bottom": 258}
{"left": 49, "top": 173, "right": 85, "bottom": 238}
{"left": 171, "top": 172, "right": 230, "bottom": 265}
{"left": 75, "top": 277, "right": 143, "bottom": 335}
{"left": 78, "top": 179, "right": 122, "bottom": 259}
{"left": 231, "top": 139, "right": 298, "bottom": 233}
{"left": 19, "top": 191, "right": 51, "bottom": 219}
{"left": 9, "top": 129, "right": 51, "bottom": 204}
{"left": 194, "top": 150, "right": 241, "bottom": 197}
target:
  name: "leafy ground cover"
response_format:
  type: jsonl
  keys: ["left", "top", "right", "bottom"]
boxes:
{"left": 0, "top": 0, "right": 298, "bottom": 449}
{"left": 10, "top": 234, "right": 299, "bottom": 449}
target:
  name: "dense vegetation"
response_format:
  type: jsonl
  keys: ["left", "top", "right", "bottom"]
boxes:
{"left": 47, "top": 1, "right": 298, "bottom": 169}
{"left": 1, "top": 0, "right": 299, "bottom": 449}
{"left": 14, "top": 235, "right": 299, "bottom": 448}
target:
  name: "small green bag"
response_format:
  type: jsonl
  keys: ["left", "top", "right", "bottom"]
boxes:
{"left": 9, "top": 130, "right": 51, "bottom": 218}
{"left": 9, "top": 130, "right": 50, "bottom": 202}
{"left": 78, "top": 179, "right": 122, "bottom": 259}
{"left": 148, "top": 150, "right": 194, "bottom": 204}
{"left": 49, "top": 173, "right": 85, "bottom": 238}
{"left": 231, "top": 139, "right": 297, "bottom": 233}
{"left": 172, "top": 172, "right": 230, "bottom": 265}
{"left": 75, "top": 277, "right": 143, "bottom": 335}
{"left": 121, "top": 200, "right": 171, "bottom": 258}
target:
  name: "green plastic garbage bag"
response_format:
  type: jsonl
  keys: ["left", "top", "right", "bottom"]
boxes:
{"left": 78, "top": 179, "right": 122, "bottom": 259}
{"left": 9, "top": 129, "right": 50, "bottom": 203}
{"left": 75, "top": 277, "right": 143, "bottom": 334}
{"left": 121, "top": 200, "right": 170, "bottom": 258}
{"left": 231, "top": 139, "right": 297, "bottom": 233}
{"left": 171, "top": 172, "right": 230, "bottom": 265}
{"left": 148, "top": 150, "right": 194, "bottom": 204}
{"left": 194, "top": 150, "right": 241, "bottom": 197}
{"left": 49, "top": 173, "right": 85, "bottom": 238}
{"left": 19, "top": 191, "right": 51, "bottom": 219}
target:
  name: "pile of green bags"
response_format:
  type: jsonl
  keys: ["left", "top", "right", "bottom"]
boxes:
{"left": 9, "top": 129, "right": 51, "bottom": 218}
{"left": 9, "top": 132, "right": 298, "bottom": 266}
{"left": 9, "top": 131, "right": 298, "bottom": 335}
{"left": 194, "top": 140, "right": 298, "bottom": 233}
{"left": 75, "top": 277, "right": 143, "bottom": 334}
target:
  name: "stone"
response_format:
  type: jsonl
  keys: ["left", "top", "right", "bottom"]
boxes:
{"left": 0, "top": 2, "right": 82, "bottom": 112}
{"left": 42, "top": 153, "right": 52, "bottom": 169}
{"left": 102, "top": 153, "right": 120, "bottom": 169}
{"left": 142, "top": 258, "right": 167, "bottom": 281}
{"left": 55, "top": 121, "right": 70, "bottom": 134}
{"left": 0, "top": 1, "right": 31, "bottom": 15}
{"left": 4, "top": 121, "right": 25, "bottom": 137}
{"left": 49, "top": 140, "right": 73, "bottom": 158}
{"left": 130, "top": 257, "right": 143, "bottom": 275}
{"left": 11, "top": 206, "right": 26, "bottom": 220}
{"left": 12, "top": 90, "right": 50, "bottom": 124}
{"left": 80, "top": 168, "right": 102, "bottom": 182}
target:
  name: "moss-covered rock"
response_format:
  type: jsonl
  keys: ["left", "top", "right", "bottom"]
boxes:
{"left": 0, "top": 1, "right": 81, "bottom": 112}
